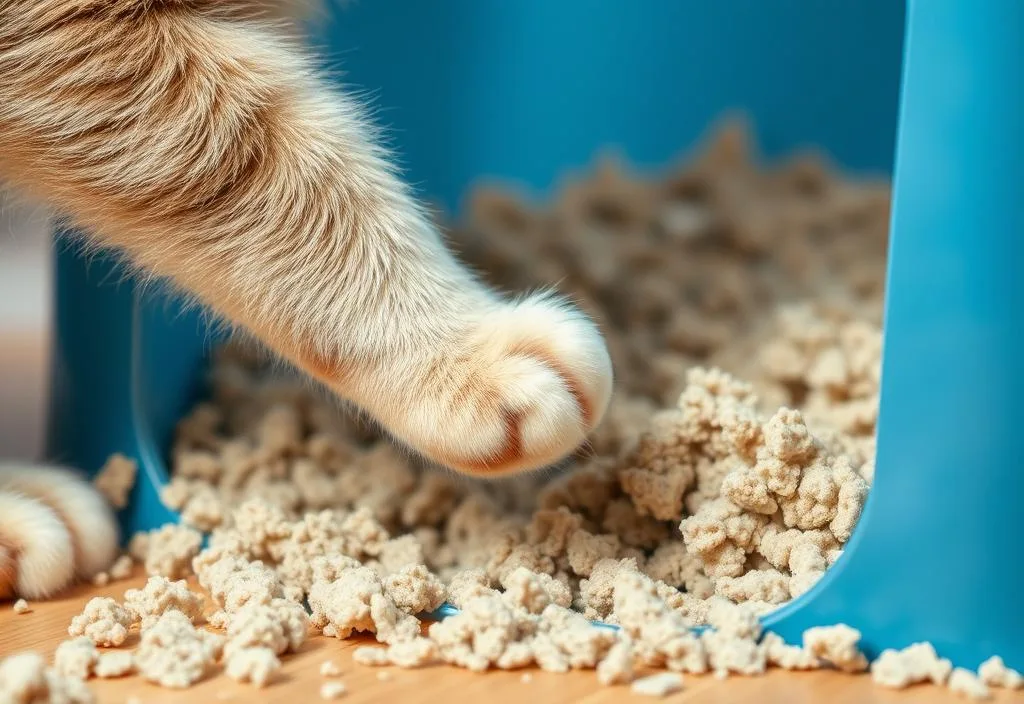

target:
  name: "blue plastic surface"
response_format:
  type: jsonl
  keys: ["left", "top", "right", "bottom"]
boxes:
{"left": 46, "top": 0, "right": 1024, "bottom": 672}
{"left": 764, "top": 0, "right": 1024, "bottom": 670}
{"left": 316, "top": 0, "right": 904, "bottom": 210}
{"left": 47, "top": 241, "right": 212, "bottom": 536}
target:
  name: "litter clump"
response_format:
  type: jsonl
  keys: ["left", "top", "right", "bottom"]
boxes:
{"left": 91, "top": 555, "right": 135, "bottom": 587}
{"left": 383, "top": 564, "right": 447, "bottom": 615}
{"left": 948, "top": 668, "right": 992, "bottom": 700}
{"left": 92, "top": 454, "right": 137, "bottom": 509}
{"left": 223, "top": 598, "right": 308, "bottom": 657}
{"left": 224, "top": 646, "right": 281, "bottom": 688}
{"left": 320, "top": 660, "right": 342, "bottom": 677}
{"left": 319, "top": 681, "right": 347, "bottom": 699}
{"left": 0, "top": 651, "right": 94, "bottom": 704}
{"left": 129, "top": 524, "right": 203, "bottom": 580}
{"left": 53, "top": 638, "right": 98, "bottom": 680}
{"left": 871, "top": 642, "right": 952, "bottom": 688}
{"left": 67, "top": 598, "right": 134, "bottom": 647}
{"left": 109, "top": 555, "right": 135, "bottom": 580}
{"left": 353, "top": 638, "right": 439, "bottom": 669}
{"left": 630, "top": 672, "right": 685, "bottom": 697}
{"left": 308, "top": 566, "right": 419, "bottom": 644}
{"left": 978, "top": 655, "right": 1024, "bottom": 690}
{"left": 123, "top": 575, "right": 204, "bottom": 629}
{"left": 760, "top": 632, "right": 819, "bottom": 670}
{"left": 93, "top": 651, "right": 135, "bottom": 679}
{"left": 134, "top": 610, "right": 223, "bottom": 689}
{"left": 802, "top": 624, "right": 869, "bottom": 673}
{"left": 596, "top": 639, "right": 635, "bottom": 685}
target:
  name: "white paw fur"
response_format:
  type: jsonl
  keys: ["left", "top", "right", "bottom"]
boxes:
{"left": 0, "top": 463, "right": 119, "bottom": 599}
{"left": 427, "top": 295, "right": 612, "bottom": 475}
{"left": 333, "top": 293, "right": 614, "bottom": 476}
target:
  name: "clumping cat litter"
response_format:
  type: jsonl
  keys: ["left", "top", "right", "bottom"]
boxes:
{"left": 6, "top": 1, "right": 1022, "bottom": 701}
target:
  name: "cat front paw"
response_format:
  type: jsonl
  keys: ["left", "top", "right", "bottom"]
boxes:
{"left": 407, "top": 295, "right": 613, "bottom": 476}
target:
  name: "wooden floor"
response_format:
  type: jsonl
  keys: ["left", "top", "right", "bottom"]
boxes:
{"left": 2, "top": 571, "right": 1020, "bottom": 704}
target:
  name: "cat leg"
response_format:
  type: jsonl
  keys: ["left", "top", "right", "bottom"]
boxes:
{"left": 0, "top": 1, "right": 613, "bottom": 476}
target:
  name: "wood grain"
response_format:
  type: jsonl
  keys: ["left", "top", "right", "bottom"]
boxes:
{"left": 2, "top": 571, "right": 1020, "bottom": 704}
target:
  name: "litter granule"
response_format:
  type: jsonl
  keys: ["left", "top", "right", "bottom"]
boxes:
{"left": 109, "top": 555, "right": 135, "bottom": 581}
{"left": 122, "top": 575, "right": 204, "bottom": 629}
{"left": 222, "top": 599, "right": 308, "bottom": 658}
{"left": 319, "top": 681, "right": 347, "bottom": 699}
{"left": 224, "top": 646, "right": 281, "bottom": 688}
{"left": 12, "top": 598, "right": 30, "bottom": 614}
{"left": 92, "top": 454, "right": 137, "bottom": 510}
{"left": 871, "top": 642, "right": 951, "bottom": 688}
{"left": 949, "top": 668, "right": 992, "bottom": 700}
{"left": 760, "top": 632, "right": 819, "bottom": 670}
{"left": 320, "top": 660, "right": 342, "bottom": 677}
{"left": 67, "top": 597, "right": 134, "bottom": 647}
{"left": 134, "top": 610, "right": 223, "bottom": 688}
{"left": 978, "top": 655, "right": 1024, "bottom": 690}
{"left": 0, "top": 651, "right": 94, "bottom": 704}
{"left": 53, "top": 637, "right": 98, "bottom": 680}
{"left": 630, "top": 672, "right": 684, "bottom": 697}
{"left": 91, "top": 555, "right": 134, "bottom": 588}
{"left": 802, "top": 624, "right": 869, "bottom": 673}
{"left": 595, "top": 639, "right": 634, "bottom": 685}
{"left": 93, "top": 651, "right": 135, "bottom": 679}
{"left": 129, "top": 524, "right": 202, "bottom": 580}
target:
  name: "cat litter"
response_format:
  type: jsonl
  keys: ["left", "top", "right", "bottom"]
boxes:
{"left": 319, "top": 681, "right": 347, "bottom": 699}
{"left": 320, "top": 660, "right": 343, "bottom": 677}
{"left": 67, "top": 597, "right": 133, "bottom": 647}
{"left": 91, "top": 454, "right": 137, "bottom": 510}
{"left": 4, "top": 123, "right": 1018, "bottom": 700}
{"left": 630, "top": 672, "right": 685, "bottom": 697}
{"left": 224, "top": 646, "right": 281, "bottom": 688}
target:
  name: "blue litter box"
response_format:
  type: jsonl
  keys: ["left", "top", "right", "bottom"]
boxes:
{"left": 45, "top": 0, "right": 1023, "bottom": 672}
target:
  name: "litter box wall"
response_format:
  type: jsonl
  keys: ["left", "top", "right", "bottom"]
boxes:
{"left": 48, "top": 0, "right": 1024, "bottom": 672}
{"left": 769, "top": 0, "right": 1024, "bottom": 671}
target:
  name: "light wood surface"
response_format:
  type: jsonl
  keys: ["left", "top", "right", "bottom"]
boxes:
{"left": 2, "top": 571, "right": 1020, "bottom": 704}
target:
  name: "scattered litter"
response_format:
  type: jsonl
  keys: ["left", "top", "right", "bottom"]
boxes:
{"left": 320, "top": 681, "right": 347, "bottom": 699}
{"left": 630, "top": 672, "right": 684, "bottom": 697}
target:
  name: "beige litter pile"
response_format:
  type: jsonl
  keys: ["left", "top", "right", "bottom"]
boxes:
{"left": 4, "top": 121, "right": 1017, "bottom": 701}
{"left": 152, "top": 119, "right": 885, "bottom": 627}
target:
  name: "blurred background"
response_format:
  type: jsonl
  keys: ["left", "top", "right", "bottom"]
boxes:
{"left": 317, "top": 0, "right": 905, "bottom": 211}
{"left": 0, "top": 199, "right": 51, "bottom": 459}
{"left": 0, "top": 0, "right": 905, "bottom": 462}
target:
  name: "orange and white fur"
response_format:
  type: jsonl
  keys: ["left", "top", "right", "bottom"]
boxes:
{"left": 0, "top": 1, "right": 613, "bottom": 599}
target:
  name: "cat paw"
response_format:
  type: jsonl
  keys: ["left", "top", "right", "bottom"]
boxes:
{"left": 404, "top": 295, "right": 613, "bottom": 475}
{"left": 0, "top": 463, "right": 119, "bottom": 599}
{"left": 0, "top": 490, "right": 76, "bottom": 600}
